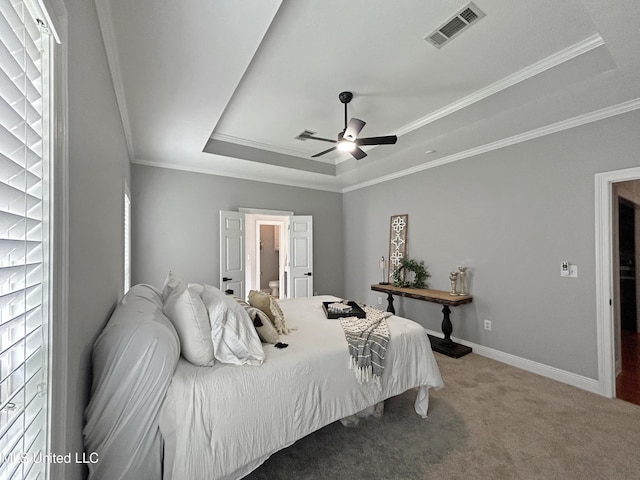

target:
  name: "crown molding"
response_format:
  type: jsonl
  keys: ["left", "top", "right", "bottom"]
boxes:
{"left": 135, "top": 97, "right": 640, "bottom": 194}
{"left": 222, "top": 33, "right": 606, "bottom": 168}
{"left": 132, "top": 158, "right": 344, "bottom": 193}
{"left": 343, "top": 97, "right": 640, "bottom": 193}
{"left": 392, "top": 34, "right": 605, "bottom": 139}
{"left": 210, "top": 132, "right": 336, "bottom": 165}
{"left": 334, "top": 34, "right": 606, "bottom": 167}
{"left": 94, "top": 0, "right": 135, "bottom": 161}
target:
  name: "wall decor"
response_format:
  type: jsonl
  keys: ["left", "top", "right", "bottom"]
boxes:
{"left": 449, "top": 271, "right": 459, "bottom": 295}
{"left": 379, "top": 256, "right": 388, "bottom": 284}
{"left": 388, "top": 214, "right": 408, "bottom": 283}
{"left": 457, "top": 266, "right": 468, "bottom": 295}
{"left": 392, "top": 257, "right": 430, "bottom": 289}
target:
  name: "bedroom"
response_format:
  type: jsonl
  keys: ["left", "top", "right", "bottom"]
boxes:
{"left": 3, "top": 0, "right": 640, "bottom": 479}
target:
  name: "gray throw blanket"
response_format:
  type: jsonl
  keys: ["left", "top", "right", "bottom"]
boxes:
{"left": 340, "top": 306, "right": 391, "bottom": 385}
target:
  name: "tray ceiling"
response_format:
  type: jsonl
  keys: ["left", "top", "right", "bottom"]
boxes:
{"left": 96, "top": 0, "right": 640, "bottom": 192}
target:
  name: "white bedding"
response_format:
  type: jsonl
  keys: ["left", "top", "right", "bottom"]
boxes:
{"left": 159, "top": 295, "right": 444, "bottom": 480}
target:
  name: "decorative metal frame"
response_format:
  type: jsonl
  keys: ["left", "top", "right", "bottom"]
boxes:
{"left": 388, "top": 214, "right": 408, "bottom": 284}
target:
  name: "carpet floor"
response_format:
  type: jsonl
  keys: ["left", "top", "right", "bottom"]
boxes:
{"left": 243, "top": 352, "right": 640, "bottom": 480}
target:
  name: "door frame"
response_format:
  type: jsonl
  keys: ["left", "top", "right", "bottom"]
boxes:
{"left": 239, "top": 208, "right": 293, "bottom": 298}
{"left": 595, "top": 165, "right": 640, "bottom": 397}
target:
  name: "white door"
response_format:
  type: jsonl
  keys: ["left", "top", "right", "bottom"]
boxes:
{"left": 288, "top": 215, "right": 313, "bottom": 297}
{"left": 220, "top": 211, "right": 245, "bottom": 299}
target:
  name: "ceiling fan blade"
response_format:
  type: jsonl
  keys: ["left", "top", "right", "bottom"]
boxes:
{"left": 357, "top": 135, "right": 397, "bottom": 146}
{"left": 297, "top": 133, "right": 337, "bottom": 144}
{"left": 311, "top": 146, "right": 337, "bottom": 158}
{"left": 351, "top": 146, "right": 367, "bottom": 160}
{"left": 343, "top": 118, "right": 366, "bottom": 141}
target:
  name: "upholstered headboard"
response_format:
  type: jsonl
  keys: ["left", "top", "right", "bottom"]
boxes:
{"left": 83, "top": 284, "right": 180, "bottom": 480}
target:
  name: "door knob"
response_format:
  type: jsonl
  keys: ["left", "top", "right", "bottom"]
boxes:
{"left": 304, "top": 272, "right": 312, "bottom": 276}
{"left": 222, "top": 277, "right": 232, "bottom": 281}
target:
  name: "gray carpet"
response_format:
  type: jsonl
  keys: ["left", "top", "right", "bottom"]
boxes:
{"left": 243, "top": 390, "right": 467, "bottom": 480}
{"left": 243, "top": 353, "right": 640, "bottom": 480}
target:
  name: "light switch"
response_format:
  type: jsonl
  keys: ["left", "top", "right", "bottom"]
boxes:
{"left": 560, "top": 261, "right": 578, "bottom": 278}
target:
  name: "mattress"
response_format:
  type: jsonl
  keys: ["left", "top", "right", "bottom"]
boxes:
{"left": 159, "top": 295, "right": 444, "bottom": 480}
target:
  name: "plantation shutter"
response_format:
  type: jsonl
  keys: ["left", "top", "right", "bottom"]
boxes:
{"left": 0, "top": 0, "right": 51, "bottom": 478}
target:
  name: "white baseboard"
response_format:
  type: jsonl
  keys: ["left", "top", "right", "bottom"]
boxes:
{"left": 425, "top": 329, "right": 601, "bottom": 395}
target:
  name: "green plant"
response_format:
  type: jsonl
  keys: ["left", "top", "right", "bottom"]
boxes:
{"left": 392, "top": 257, "right": 430, "bottom": 289}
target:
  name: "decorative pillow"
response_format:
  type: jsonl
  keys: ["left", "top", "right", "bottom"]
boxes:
{"left": 161, "top": 273, "right": 214, "bottom": 367}
{"left": 201, "top": 285, "right": 265, "bottom": 366}
{"left": 229, "top": 295, "right": 250, "bottom": 308}
{"left": 248, "top": 290, "right": 291, "bottom": 335}
{"left": 226, "top": 295, "right": 279, "bottom": 344}
{"left": 247, "top": 306, "right": 279, "bottom": 344}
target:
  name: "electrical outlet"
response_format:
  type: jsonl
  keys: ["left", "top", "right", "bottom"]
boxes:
{"left": 484, "top": 319, "right": 492, "bottom": 331}
{"left": 377, "top": 296, "right": 383, "bottom": 305}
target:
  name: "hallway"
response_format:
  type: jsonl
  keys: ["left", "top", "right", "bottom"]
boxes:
{"left": 616, "top": 330, "right": 640, "bottom": 406}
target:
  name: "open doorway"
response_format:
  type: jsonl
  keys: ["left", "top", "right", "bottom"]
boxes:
{"left": 244, "top": 212, "right": 289, "bottom": 299}
{"left": 613, "top": 182, "right": 640, "bottom": 406}
{"left": 256, "top": 222, "right": 285, "bottom": 299}
{"left": 220, "top": 209, "right": 313, "bottom": 300}
{"left": 595, "top": 167, "right": 640, "bottom": 398}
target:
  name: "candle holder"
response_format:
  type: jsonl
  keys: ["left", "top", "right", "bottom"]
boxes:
{"left": 449, "top": 272, "right": 459, "bottom": 295}
{"left": 457, "top": 266, "right": 468, "bottom": 295}
{"left": 379, "top": 256, "right": 389, "bottom": 285}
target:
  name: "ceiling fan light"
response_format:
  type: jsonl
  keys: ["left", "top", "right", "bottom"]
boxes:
{"left": 337, "top": 140, "right": 356, "bottom": 152}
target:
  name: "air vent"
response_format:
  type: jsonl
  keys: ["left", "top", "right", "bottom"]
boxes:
{"left": 426, "top": 2, "right": 485, "bottom": 49}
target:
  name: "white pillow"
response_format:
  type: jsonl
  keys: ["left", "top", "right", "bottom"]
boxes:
{"left": 161, "top": 273, "right": 215, "bottom": 367}
{"left": 201, "top": 285, "right": 265, "bottom": 366}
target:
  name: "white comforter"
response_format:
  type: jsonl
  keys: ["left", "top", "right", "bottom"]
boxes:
{"left": 159, "top": 295, "right": 444, "bottom": 480}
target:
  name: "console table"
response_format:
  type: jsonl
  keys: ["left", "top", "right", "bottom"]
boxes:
{"left": 371, "top": 284, "right": 473, "bottom": 358}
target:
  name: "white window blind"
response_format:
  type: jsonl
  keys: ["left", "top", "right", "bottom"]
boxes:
{"left": 0, "top": 0, "right": 51, "bottom": 478}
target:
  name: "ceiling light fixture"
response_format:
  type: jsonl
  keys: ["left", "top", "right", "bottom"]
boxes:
{"left": 337, "top": 140, "right": 357, "bottom": 152}
{"left": 296, "top": 91, "right": 397, "bottom": 160}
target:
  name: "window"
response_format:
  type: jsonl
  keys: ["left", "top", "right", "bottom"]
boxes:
{"left": 0, "top": 0, "right": 55, "bottom": 478}
{"left": 124, "top": 187, "right": 131, "bottom": 294}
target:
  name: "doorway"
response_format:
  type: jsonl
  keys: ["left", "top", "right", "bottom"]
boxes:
{"left": 618, "top": 200, "right": 637, "bottom": 332}
{"left": 220, "top": 209, "right": 314, "bottom": 300}
{"left": 256, "top": 222, "right": 285, "bottom": 299}
{"left": 613, "top": 184, "right": 640, "bottom": 406}
{"left": 594, "top": 166, "right": 640, "bottom": 399}
{"left": 245, "top": 213, "right": 289, "bottom": 299}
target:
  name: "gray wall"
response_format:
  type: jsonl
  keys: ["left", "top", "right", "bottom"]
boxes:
{"left": 131, "top": 164, "right": 344, "bottom": 297}
{"left": 343, "top": 109, "right": 640, "bottom": 380}
{"left": 65, "top": 0, "right": 131, "bottom": 477}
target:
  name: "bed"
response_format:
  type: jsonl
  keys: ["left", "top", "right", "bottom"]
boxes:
{"left": 84, "top": 284, "right": 444, "bottom": 480}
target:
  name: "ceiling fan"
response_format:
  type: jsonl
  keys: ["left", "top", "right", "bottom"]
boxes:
{"left": 296, "top": 91, "right": 397, "bottom": 160}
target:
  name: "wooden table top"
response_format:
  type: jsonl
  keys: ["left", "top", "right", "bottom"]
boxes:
{"left": 371, "top": 283, "right": 473, "bottom": 307}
